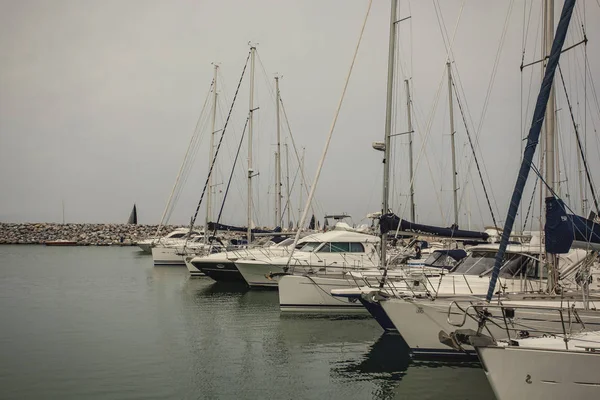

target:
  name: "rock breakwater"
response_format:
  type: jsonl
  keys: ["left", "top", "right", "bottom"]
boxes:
{"left": 0, "top": 223, "right": 185, "bottom": 245}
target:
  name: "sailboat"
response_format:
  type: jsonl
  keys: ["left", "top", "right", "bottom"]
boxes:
{"left": 151, "top": 65, "right": 221, "bottom": 266}
{"left": 127, "top": 204, "right": 137, "bottom": 225}
{"left": 325, "top": 0, "right": 600, "bottom": 361}
{"left": 277, "top": 0, "right": 495, "bottom": 315}
{"left": 436, "top": 3, "right": 600, "bottom": 397}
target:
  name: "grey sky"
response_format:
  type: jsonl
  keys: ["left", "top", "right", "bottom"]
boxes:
{"left": 1, "top": 0, "right": 599, "bottom": 230}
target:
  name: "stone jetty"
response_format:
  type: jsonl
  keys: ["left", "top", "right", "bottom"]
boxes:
{"left": 0, "top": 223, "right": 186, "bottom": 246}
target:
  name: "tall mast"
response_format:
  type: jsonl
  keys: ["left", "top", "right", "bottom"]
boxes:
{"left": 285, "top": 140, "right": 291, "bottom": 229}
{"left": 405, "top": 79, "right": 415, "bottom": 222}
{"left": 447, "top": 62, "right": 459, "bottom": 227}
{"left": 299, "top": 147, "right": 305, "bottom": 228}
{"left": 275, "top": 76, "right": 282, "bottom": 227}
{"left": 544, "top": 0, "right": 556, "bottom": 196}
{"left": 543, "top": 0, "right": 557, "bottom": 291}
{"left": 381, "top": 0, "right": 397, "bottom": 269}
{"left": 247, "top": 46, "right": 256, "bottom": 243}
{"left": 205, "top": 63, "right": 218, "bottom": 242}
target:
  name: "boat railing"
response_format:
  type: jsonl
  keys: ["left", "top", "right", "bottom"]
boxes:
{"left": 446, "top": 301, "right": 587, "bottom": 348}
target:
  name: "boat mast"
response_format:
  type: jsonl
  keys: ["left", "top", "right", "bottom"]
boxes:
{"left": 405, "top": 79, "right": 415, "bottom": 222}
{"left": 247, "top": 46, "right": 256, "bottom": 243}
{"left": 544, "top": 0, "right": 556, "bottom": 197}
{"left": 275, "top": 75, "right": 282, "bottom": 228}
{"left": 447, "top": 62, "right": 459, "bottom": 227}
{"left": 299, "top": 147, "right": 305, "bottom": 228}
{"left": 543, "top": 0, "right": 557, "bottom": 291}
{"left": 206, "top": 63, "right": 218, "bottom": 243}
{"left": 484, "top": 0, "right": 575, "bottom": 303}
{"left": 285, "top": 140, "right": 291, "bottom": 229}
{"left": 381, "top": 0, "right": 397, "bottom": 269}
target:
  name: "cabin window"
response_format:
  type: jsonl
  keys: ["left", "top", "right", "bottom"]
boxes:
{"left": 452, "top": 251, "right": 497, "bottom": 275}
{"left": 317, "top": 242, "right": 365, "bottom": 253}
{"left": 299, "top": 242, "right": 321, "bottom": 252}
{"left": 425, "top": 253, "right": 460, "bottom": 269}
{"left": 350, "top": 243, "right": 365, "bottom": 252}
{"left": 170, "top": 233, "right": 186, "bottom": 239}
{"left": 499, "top": 256, "right": 543, "bottom": 279}
{"left": 330, "top": 242, "right": 350, "bottom": 252}
{"left": 317, "top": 243, "right": 332, "bottom": 252}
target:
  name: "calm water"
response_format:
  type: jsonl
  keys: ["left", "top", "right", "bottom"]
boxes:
{"left": 0, "top": 245, "right": 494, "bottom": 399}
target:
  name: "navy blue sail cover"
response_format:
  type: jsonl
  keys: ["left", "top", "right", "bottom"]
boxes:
{"left": 545, "top": 197, "right": 600, "bottom": 253}
{"left": 379, "top": 213, "right": 489, "bottom": 241}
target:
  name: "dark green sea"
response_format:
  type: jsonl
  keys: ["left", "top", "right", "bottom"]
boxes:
{"left": 0, "top": 245, "right": 494, "bottom": 399}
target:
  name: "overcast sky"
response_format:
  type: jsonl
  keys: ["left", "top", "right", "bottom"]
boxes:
{"left": 2, "top": 0, "right": 599, "bottom": 230}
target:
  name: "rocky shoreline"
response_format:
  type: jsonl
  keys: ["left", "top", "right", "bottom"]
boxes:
{"left": 0, "top": 223, "right": 185, "bottom": 246}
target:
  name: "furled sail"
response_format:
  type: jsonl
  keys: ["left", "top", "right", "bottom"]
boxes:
{"left": 127, "top": 204, "right": 138, "bottom": 225}
{"left": 379, "top": 213, "right": 489, "bottom": 241}
{"left": 545, "top": 197, "right": 600, "bottom": 253}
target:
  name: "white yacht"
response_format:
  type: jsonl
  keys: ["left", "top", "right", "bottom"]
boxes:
{"left": 151, "top": 234, "right": 209, "bottom": 266}
{"left": 478, "top": 331, "right": 600, "bottom": 399}
{"left": 441, "top": 302, "right": 600, "bottom": 399}
{"left": 185, "top": 237, "right": 294, "bottom": 280}
{"left": 137, "top": 228, "right": 202, "bottom": 254}
{"left": 374, "top": 235, "right": 595, "bottom": 356}
{"left": 278, "top": 248, "right": 465, "bottom": 314}
{"left": 473, "top": 322, "right": 600, "bottom": 399}
{"left": 234, "top": 225, "right": 380, "bottom": 289}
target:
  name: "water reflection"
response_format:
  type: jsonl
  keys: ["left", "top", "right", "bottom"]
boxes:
{"left": 334, "top": 334, "right": 495, "bottom": 400}
{"left": 177, "top": 272, "right": 493, "bottom": 400}
{"left": 195, "top": 280, "right": 250, "bottom": 295}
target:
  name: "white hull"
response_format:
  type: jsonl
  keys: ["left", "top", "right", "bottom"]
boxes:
{"left": 137, "top": 242, "right": 154, "bottom": 253}
{"left": 479, "top": 345, "right": 600, "bottom": 400}
{"left": 184, "top": 256, "right": 205, "bottom": 276}
{"left": 235, "top": 261, "right": 282, "bottom": 288}
{"left": 380, "top": 297, "right": 494, "bottom": 356}
{"left": 151, "top": 247, "right": 185, "bottom": 266}
{"left": 278, "top": 275, "right": 367, "bottom": 314}
{"left": 380, "top": 296, "right": 600, "bottom": 356}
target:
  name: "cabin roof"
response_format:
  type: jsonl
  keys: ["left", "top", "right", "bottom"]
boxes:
{"left": 301, "top": 227, "right": 379, "bottom": 244}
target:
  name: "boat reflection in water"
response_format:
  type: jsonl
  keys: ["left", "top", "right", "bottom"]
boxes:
{"left": 333, "top": 334, "right": 494, "bottom": 400}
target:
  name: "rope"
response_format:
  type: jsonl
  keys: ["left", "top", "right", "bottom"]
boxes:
{"left": 185, "top": 50, "right": 251, "bottom": 245}
{"left": 154, "top": 79, "right": 214, "bottom": 238}
{"left": 439, "top": 1, "right": 516, "bottom": 226}
{"left": 393, "top": 1, "right": 465, "bottom": 236}
{"left": 557, "top": 63, "right": 600, "bottom": 215}
{"left": 522, "top": 173, "right": 540, "bottom": 231}
{"left": 286, "top": 0, "right": 373, "bottom": 272}
{"left": 279, "top": 96, "right": 324, "bottom": 218}
{"left": 452, "top": 80, "right": 499, "bottom": 231}
{"left": 212, "top": 115, "right": 250, "bottom": 237}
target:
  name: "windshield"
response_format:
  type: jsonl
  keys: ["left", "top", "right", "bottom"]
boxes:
{"left": 422, "top": 252, "right": 440, "bottom": 264}
{"left": 298, "top": 242, "right": 321, "bottom": 252}
{"left": 276, "top": 238, "right": 295, "bottom": 247}
{"left": 425, "top": 252, "right": 461, "bottom": 269}
{"left": 452, "top": 251, "right": 498, "bottom": 275}
{"left": 452, "top": 251, "right": 542, "bottom": 277}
